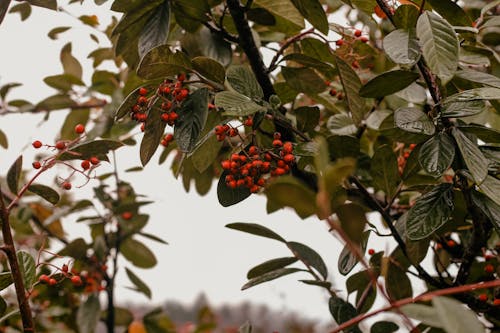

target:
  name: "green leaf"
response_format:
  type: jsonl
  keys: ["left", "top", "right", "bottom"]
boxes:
{"left": 406, "top": 183, "right": 454, "bottom": 240}
{"left": 192, "top": 57, "right": 225, "bottom": 85}
{"left": 140, "top": 108, "right": 167, "bottom": 167}
{"left": 265, "top": 176, "right": 317, "bottom": 219}
{"left": 295, "top": 106, "right": 320, "bottom": 134}
{"left": 0, "top": 272, "right": 13, "bottom": 291}
{"left": 217, "top": 171, "right": 251, "bottom": 207}
{"left": 444, "top": 87, "right": 500, "bottom": 102}
{"left": 338, "top": 231, "right": 369, "bottom": 275}
{"left": 371, "top": 145, "right": 400, "bottom": 199}
{"left": 9, "top": 2, "right": 32, "bottom": 21}
{"left": 426, "top": 0, "right": 472, "bottom": 27}
{"left": 0, "top": 296, "right": 6, "bottom": 317}
{"left": 59, "top": 140, "right": 124, "bottom": 161}
{"left": 346, "top": 271, "right": 376, "bottom": 314}
{"left": 35, "top": 94, "right": 77, "bottom": 111}
{"left": 242, "top": 268, "right": 303, "bottom": 290}
{"left": 371, "top": 321, "right": 399, "bottom": 333}
{"left": 441, "top": 100, "right": 487, "bottom": 118}
{"left": 189, "top": 133, "right": 223, "bottom": 173}
{"left": 394, "top": 107, "right": 435, "bottom": 135}
{"left": 48, "top": 26, "right": 71, "bottom": 40}
{"left": 383, "top": 29, "right": 420, "bottom": 66}
{"left": 58, "top": 238, "right": 88, "bottom": 260}
{"left": 287, "top": 241, "right": 328, "bottom": 279}
{"left": 171, "top": 0, "right": 209, "bottom": 32}
{"left": 226, "top": 222, "right": 286, "bottom": 243}
{"left": 327, "top": 113, "right": 357, "bottom": 136}
{"left": 334, "top": 55, "right": 366, "bottom": 125}
{"left": 143, "top": 308, "right": 176, "bottom": 333}
{"left": 281, "top": 66, "right": 326, "bottom": 95}
{"left": 7, "top": 156, "right": 22, "bottom": 194}
{"left": 393, "top": 5, "right": 419, "bottom": 29}
{"left": 360, "top": 70, "right": 419, "bottom": 98}
{"left": 0, "top": 82, "right": 21, "bottom": 99}
{"left": 60, "top": 109, "right": 90, "bottom": 140}
{"left": 182, "top": 27, "right": 232, "bottom": 66}
{"left": 386, "top": 259, "right": 412, "bottom": 300}
{"left": 455, "top": 69, "right": 500, "bottom": 89}
{"left": 459, "top": 124, "right": 500, "bottom": 144}
{"left": 433, "top": 297, "right": 485, "bottom": 333}
{"left": 77, "top": 294, "right": 100, "bottom": 333}
{"left": 451, "top": 128, "right": 488, "bottom": 184}
{"left": 139, "top": 232, "right": 168, "bottom": 245}
{"left": 60, "top": 43, "right": 83, "bottom": 80}
{"left": 416, "top": 11, "right": 459, "bottom": 84}
{"left": 215, "top": 91, "right": 266, "bottom": 117}
{"left": 471, "top": 190, "right": 500, "bottom": 234}
{"left": 125, "top": 267, "right": 152, "bottom": 299}
{"left": 137, "top": 44, "right": 192, "bottom": 80}
{"left": 336, "top": 203, "right": 368, "bottom": 244}
{"left": 174, "top": 88, "right": 209, "bottom": 152}
{"left": 138, "top": 0, "right": 170, "bottom": 58}
{"left": 121, "top": 238, "right": 157, "bottom": 268}
{"left": 253, "top": 0, "right": 304, "bottom": 33}
{"left": 401, "top": 304, "right": 443, "bottom": 328}
{"left": 290, "top": 0, "right": 328, "bottom": 34}
{"left": 419, "top": 132, "right": 455, "bottom": 177}
{"left": 0, "top": 130, "right": 8, "bottom": 149}
{"left": 479, "top": 175, "right": 500, "bottom": 207}
{"left": 28, "top": 184, "right": 60, "bottom": 205}
{"left": 16, "top": 251, "right": 36, "bottom": 289}
{"left": 27, "top": 0, "right": 57, "bottom": 10}
{"left": 44, "top": 74, "right": 85, "bottom": 92}
{"left": 226, "top": 66, "right": 263, "bottom": 99}
{"left": 247, "top": 257, "right": 298, "bottom": 279}
{"left": 329, "top": 297, "right": 362, "bottom": 333}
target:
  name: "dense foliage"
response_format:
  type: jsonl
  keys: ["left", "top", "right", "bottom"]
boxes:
{"left": 0, "top": 0, "right": 499, "bottom": 332}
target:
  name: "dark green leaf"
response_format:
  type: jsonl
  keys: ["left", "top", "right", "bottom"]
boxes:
{"left": 265, "top": 176, "right": 317, "bottom": 219}
{"left": 471, "top": 190, "right": 500, "bottom": 234}
{"left": 28, "top": 184, "right": 60, "bottom": 205}
{"left": 59, "top": 140, "right": 123, "bottom": 161}
{"left": 394, "top": 107, "right": 435, "bottom": 135}
{"left": 406, "top": 183, "right": 454, "bottom": 240}
{"left": 17, "top": 251, "right": 36, "bottom": 289}
{"left": 217, "top": 171, "right": 251, "bottom": 207}
{"left": 371, "top": 145, "right": 400, "bottom": 198}
{"left": 371, "top": 321, "right": 399, "bottom": 333}
{"left": 334, "top": 55, "right": 366, "bottom": 125}
{"left": 48, "top": 26, "right": 71, "bottom": 40}
{"left": 242, "top": 268, "right": 303, "bottom": 290}
{"left": 0, "top": 83, "right": 21, "bottom": 99}
{"left": 281, "top": 66, "right": 325, "bottom": 95}
{"left": 27, "top": 0, "right": 57, "bottom": 10}
{"left": 290, "top": 0, "right": 328, "bottom": 34}
{"left": 253, "top": 0, "right": 304, "bottom": 33}
{"left": 192, "top": 57, "right": 225, "bottom": 85}
{"left": 294, "top": 106, "right": 320, "bottom": 134}
{"left": 7, "top": 156, "right": 22, "bottom": 194}
{"left": 9, "top": 2, "right": 31, "bottom": 21}
{"left": 338, "top": 231, "right": 370, "bottom": 275}
{"left": 35, "top": 94, "right": 77, "bottom": 111}
{"left": 455, "top": 69, "right": 500, "bottom": 89}
{"left": 451, "top": 128, "right": 488, "bottom": 184}
{"left": 383, "top": 29, "right": 421, "bottom": 67}
{"left": 247, "top": 257, "right": 298, "bottom": 279}
{"left": 299, "top": 280, "right": 332, "bottom": 289}
{"left": 393, "top": 5, "right": 419, "bottom": 29}
{"left": 171, "top": 0, "right": 209, "bottom": 32}
{"left": 300, "top": 37, "right": 335, "bottom": 64}
{"left": 140, "top": 107, "right": 167, "bottom": 166}
{"left": 226, "top": 222, "right": 286, "bottom": 243}
{"left": 139, "top": 232, "right": 168, "bottom": 245}
{"left": 138, "top": 0, "right": 170, "bottom": 58}
{"left": 226, "top": 66, "right": 263, "bottom": 99}
{"left": 0, "top": 273, "right": 13, "bottom": 292}
{"left": 419, "top": 133, "right": 455, "bottom": 177}
{"left": 0, "top": 129, "right": 7, "bottom": 149}
{"left": 346, "top": 270, "right": 376, "bottom": 313}
{"left": 174, "top": 88, "right": 209, "bottom": 152}
{"left": 441, "top": 100, "right": 486, "bottom": 118}
{"left": 121, "top": 238, "right": 157, "bottom": 268}
{"left": 125, "top": 267, "right": 152, "bottom": 299}
{"left": 287, "top": 241, "right": 328, "bottom": 279}
{"left": 426, "top": 0, "right": 472, "bottom": 27}
{"left": 77, "top": 294, "right": 100, "bottom": 333}
{"left": 336, "top": 203, "right": 368, "bottom": 244}
{"left": 0, "top": 297, "right": 6, "bottom": 317}
{"left": 360, "top": 71, "right": 419, "bottom": 98}
{"left": 386, "top": 259, "right": 412, "bottom": 300}
{"left": 416, "top": 11, "right": 459, "bottom": 83}
{"left": 58, "top": 238, "right": 88, "bottom": 260}
{"left": 137, "top": 45, "right": 192, "bottom": 80}
{"left": 215, "top": 91, "right": 266, "bottom": 116}
{"left": 329, "top": 297, "right": 362, "bottom": 333}
{"left": 327, "top": 113, "right": 357, "bottom": 136}
{"left": 479, "top": 175, "right": 500, "bottom": 207}
{"left": 459, "top": 124, "right": 500, "bottom": 144}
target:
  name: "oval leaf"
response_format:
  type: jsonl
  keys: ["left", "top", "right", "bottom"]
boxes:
{"left": 334, "top": 55, "right": 366, "bottom": 125}
{"left": 17, "top": 251, "right": 36, "bottom": 289}
{"left": 138, "top": 1, "right": 170, "bottom": 58}
{"left": 77, "top": 294, "right": 100, "bottom": 333}
{"left": 394, "top": 107, "right": 435, "bottom": 135}
{"left": 215, "top": 91, "right": 265, "bottom": 117}
{"left": 121, "top": 238, "right": 157, "bottom": 268}
{"left": 125, "top": 267, "right": 152, "bottom": 299}
{"left": 247, "top": 257, "right": 298, "bottom": 279}
{"left": 451, "top": 128, "right": 488, "bottom": 184}
{"left": 226, "top": 66, "right": 263, "bottom": 99}
{"left": 217, "top": 171, "right": 251, "bottom": 207}
{"left": 192, "top": 57, "right": 226, "bottom": 85}
{"left": 242, "top": 268, "right": 303, "bottom": 290}
{"left": 360, "top": 70, "right": 420, "bottom": 98}
{"left": 287, "top": 241, "right": 328, "bottom": 279}
{"left": 174, "top": 88, "right": 209, "bottom": 152}
{"left": 329, "top": 297, "right": 362, "bottom": 333}
{"left": 28, "top": 184, "right": 60, "bottom": 205}
{"left": 419, "top": 132, "right": 455, "bottom": 177}
{"left": 7, "top": 156, "right": 22, "bottom": 194}
{"left": 226, "top": 222, "right": 286, "bottom": 243}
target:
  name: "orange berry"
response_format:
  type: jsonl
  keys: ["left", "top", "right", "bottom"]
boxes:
{"left": 89, "top": 156, "right": 100, "bottom": 165}
{"left": 478, "top": 294, "right": 488, "bottom": 302}
{"left": 138, "top": 87, "right": 148, "bottom": 96}
{"left": 164, "top": 133, "right": 174, "bottom": 142}
{"left": 244, "top": 117, "right": 253, "bottom": 127}
{"left": 32, "top": 161, "right": 41, "bottom": 169}
{"left": 74, "top": 124, "right": 85, "bottom": 134}
{"left": 32, "top": 140, "right": 43, "bottom": 149}
{"left": 283, "top": 154, "right": 295, "bottom": 164}
{"left": 71, "top": 275, "right": 83, "bottom": 286}
{"left": 121, "top": 211, "right": 133, "bottom": 220}
{"left": 275, "top": 167, "right": 286, "bottom": 176}
{"left": 81, "top": 160, "right": 91, "bottom": 170}
{"left": 48, "top": 278, "right": 57, "bottom": 286}
{"left": 335, "top": 39, "right": 344, "bottom": 46}
{"left": 447, "top": 239, "right": 456, "bottom": 248}
{"left": 39, "top": 274, "right": 50, "bottom": 284}
{"left": 494, "top": 299, "right": 500, "bottom": 306}
{"left": 55, "top": 141, "right": 66, "bottom": 150}
{"left": 485, "top": 264, "right": 495, "bottom": 274}
{"left": 374, "top": 5, "right": 387, "bottom": 19}
{"left": 273, "top": 139, "right": 283, "bottom": 148}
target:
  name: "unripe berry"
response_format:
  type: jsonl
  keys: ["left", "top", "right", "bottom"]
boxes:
{"left": 478, "top": 294, "right": 488, "bottom": 302}
{"left": 71, "top": 275, "right": 83, "bottom": 286}
{"left": 32, "top": 140, "right": 43, "bottom": 149}
{"left": 74, "top": 124, "right": 85, "bottom": 134}
{"left": 138, "top": 87, "right": 148, "bottom": 96}
{"left": 121, "top": 211, "right": 133, "bottom": 220}
{"left": 89, "top": 156, "right": 100, "bottom": 165}
{"left": 55, "top": 141, "right": 66, "bottom": 150}
{"left": 368, "top": 249, "right": 375, "bottom": 255}
{"left": 62, "top": 182, "right": 72, "bottom": 190}
{"left": 81, "top": 160, "right": 91, "bottom": 170}
{"left": 32, "top": 161, "right": 41, "bottom": 169}
{"left": 484, "top": 264, "right": 495, "bottom": 274}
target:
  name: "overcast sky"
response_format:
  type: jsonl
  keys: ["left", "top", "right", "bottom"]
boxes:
{"left": 0, "top": 1, "right": 400, "bottom": 329}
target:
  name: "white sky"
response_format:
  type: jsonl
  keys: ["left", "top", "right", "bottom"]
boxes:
{"left": 0, "top": 1, "right": 402, "bottom": 330}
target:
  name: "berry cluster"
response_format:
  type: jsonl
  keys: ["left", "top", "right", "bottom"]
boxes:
{"left": 220, "top": 133, "right": 295, "bottom": 193}
{"left": 325, "top": 81, "right": 343, "bottom": 100}
{"left": 397, "top": 143, "right": 417, "bottom": 175}
{"left": 335, "top": 29, "right": 369, "bottom": 47}
{"left": 38, "top": 264, "right": 83, "bottom": 287}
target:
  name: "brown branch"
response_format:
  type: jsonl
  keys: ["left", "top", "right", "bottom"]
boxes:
{"left": 267, "top": 27, "right": 315, "bottom": 73}
{"left": 0, "top": 0, "right": 12, "bottom": 26}
{"left": 330, "top": 279, "right": 500, "bottom": 333}
{"left": 0, "top": 187, "right": 35, "bottom": 332}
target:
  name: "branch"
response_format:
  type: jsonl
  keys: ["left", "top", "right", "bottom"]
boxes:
{"left": 330, "top": 279, "right": 500, "bottom": 333}
{"left": 0, "top": 0, "right": 12, "bottom": 26}
{"left": 267, "top": 27, "right": 315, "bottom": 73}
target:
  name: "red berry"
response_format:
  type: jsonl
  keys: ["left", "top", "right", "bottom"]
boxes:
{"left": 71, "top": 275, "right": 83, "bottom": 286}
{"left": 283, "top": 154, "right": 295, "bottom": 164}
{"left": 138, "top": 87, "right": 148, "bottom": 96}
{"left": 62, "top": 264, "right": 68, "bottom": 273}
{"left": 137, "top": 96, "right": 148, "bottom": 106}
{"left": 329, "top": 89, "right": 337, "bottom": 96}
{"left": 273, "top": 132, "right": 281, "bottom": 140}
{"left": 169, "top": 112, "right": 178, "bottom": 122}
{"left": 478, "top": 294, "right": 488, "bottom": 302}
{"left": 62, "top": 182, "right": 72, "bottom": 190}
{"left": 283, "top": 142, "right": 293, "bottom": 154}
{"left": 162, "top": 86, "right": 171, "bottom": 95}
{"left": 121, "top": 211, "right": 133, "bottom": 220}
{"left": 32, "top": 161, "right": 41, "bottom": 169}
{"left": 352, "top": 60, "right": 360, "bottom": 69}
{"left": 229, "top": 128, "right": 238, "bottom": 137}
{"left": 368, "top": 249, "right": 375, "bottom": 255}
{"left": 32, "top": 140, "right": 43, "bottom": 149}
{"left": 354, "top": 29, "right": 362, "bottom": 37}
{"left": 161, "top": 113, "right": 170, "bottom": 122}
{"left": 81, "top": 160, "right": 91, "bottom": 170}
{"left": 248, "top": 146, "right": 258, "bottom": 155}
{"left": 494, "top": 299, "right": 500, "bottom": 306}
{"left": 161, "top": 101, "right": 172, "bottom": 110}
{"left": 244, "top": 117, "right": 253, "bottom": 127}
{"left": 273, "top": 139, "right": 283, "bottom": 148}
{"left": 208, "top": 103, "right": 216, "bottom": 110}
{"left": 89, "top": 156, "right": 100, "bottom": 165}
{"left": 39, "top": 274, "right": 50, "bottom": 284}
{"left": 55, "top": 141, "right": 66, "bottom": 150}
{"left": 485, "top": 264, "right": 495, "bottom": 274}
{"left": 74, "top": 124, "right": 85, "bottom": 134}
{"left": 49, "top": 278, "right": 57, "bottom": 286}
{"left": 447, "top": 239, "right": 456, "bottom": 248}
{"left": 221, "top": 160, "right": 231, "bottom": 170}
{"left": 164, "top": 133, "right": 174, "bottom": 142}
{"left": 360, "top": 36, "right": 369, "bottom": 43}
{"left": 335, "top": 39, "right": 344, "bottom": 46}
{"left": 409, "top": 144, "right": 417, "bottom": 150}
{"left": 177, "top": 73, "right": 186, "bottom": 81}
{"left": 228, "top": 180, "right": 237, "bottom": 189}
{"left": 275, "top": 167, "right": 286, "bottom": 176}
